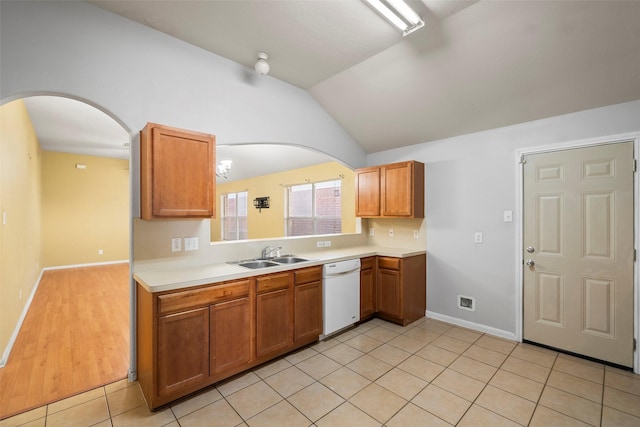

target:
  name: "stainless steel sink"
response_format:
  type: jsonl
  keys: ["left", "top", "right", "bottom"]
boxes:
{"left": 237, "top": 260, "right": 280, "bottom": 269}
{"left": 271, "top": 256, "right": 309, "bottom": 264}
{"left": 229, "top": 255, "right": 310, "bottom": 269}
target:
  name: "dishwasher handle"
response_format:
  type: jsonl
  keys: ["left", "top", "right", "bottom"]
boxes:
{"left": 324, "top": 267, "right": 360, "bottom": 277}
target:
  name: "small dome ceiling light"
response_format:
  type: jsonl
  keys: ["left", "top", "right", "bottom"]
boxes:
{"left": 254, "top": 52, "right": 270, "bottom": 75}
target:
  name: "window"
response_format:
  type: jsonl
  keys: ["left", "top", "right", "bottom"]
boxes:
{"left": 286, "top": 180, "right": 341, "bottom": 236}
{"left": 221, "top": 191, "right": 248, "bottom": 240}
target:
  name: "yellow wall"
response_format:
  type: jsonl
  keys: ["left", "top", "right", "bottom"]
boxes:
{"left": 211, "top": 161, "right": 355, "bottom": 241}
{"left": 41, "top": 151, "right": 129, "bottom": 267}
{"left": 0, "top": 99, "right": 43, "bottom": 357}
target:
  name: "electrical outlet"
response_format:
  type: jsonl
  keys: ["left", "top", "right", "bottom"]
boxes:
{"left": 413, "top": 230, "right": 419, "bottom": 239}
{"left": 2, "top": 211, "right": 6, "bottom": 225}
{"left": 369, "top": 228, "right": 374, "bottom": 236}
{"left": 324, "top": 241, "right": 331, "bottom": 247}
{"left": 185, "top": 237, "right": 199, "bottom": 251}
{"left": 474, "top": 232, "right": 483, "bottom": 244}
{"left": 389, "top": 228, "right": 394, "bottom": 237}
{"left": 98, "top": 249, "right": 103, "bottom": 255}
{"left": 317, "top": 241, "right": 325, "bottom": 248}
{"left": 19, "top": 289, "right": 22, "bottom": 300}
{"left": 171, "top": 237, "right": 181, "bottom": 252}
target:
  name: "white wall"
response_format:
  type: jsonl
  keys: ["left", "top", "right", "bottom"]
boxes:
{"left": 368, "top": 100, "right": 640, "bottom": 335}
{"left": 0, "top": 0, "right": 369, "bottom": 265}
{"left": 0, "top": 1, "right": 366, "bottom": 172}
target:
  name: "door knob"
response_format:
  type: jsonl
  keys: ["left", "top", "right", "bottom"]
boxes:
{"left": 526, "top": 246, "right": 535, "bottom": 253}
{"left": 526, "top": 259, "right": 535, "bottom": 267}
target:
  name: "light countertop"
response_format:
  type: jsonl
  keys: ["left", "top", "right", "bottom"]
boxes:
{"left": 134, "top": 246, "right": 425, "bottom": 293}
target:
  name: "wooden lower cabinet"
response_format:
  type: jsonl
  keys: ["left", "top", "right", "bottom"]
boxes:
{"left": 360, "top": 257, "right": 376, "bottom": 319}
{"left": 256, "top": 288, "right": 292, "bottom": 358}
{"left": 137, "top": 256, "right": 423, "bottom": 410}
{"left": 210, "top": 297, "right": 252, "bottom": 375}
{"left": 376, "top": 254, "right": 426, "bottom": 326}
{"left": 255, "top": 272, "right": 293, "bottom": 360}
{"left": 157, "top": 307, "right": 209, "bottom": 397}
{"left": 137, "top": 278, "right": 256, "bottom": 409}
{"left": 294, "top": 266, "right": 323, "bottom": 345}
{"left": 377, "top": 267, "right": 402, "bottom": 319}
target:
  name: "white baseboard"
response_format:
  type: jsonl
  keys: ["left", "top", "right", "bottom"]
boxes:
{"left": 43, "top": 259, "right": 129, "bottom": 271}
{"left": 0, "top": 270, "right": 44, "bottom": 367}
{"left": 426, "top": 310, "right": 518, "bottom": 342}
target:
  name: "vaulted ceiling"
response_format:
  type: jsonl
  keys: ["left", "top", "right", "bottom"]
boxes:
{"left": 87, "top": 0, "right": 640, "bottom": 153}
{"left": 24, "top": 1, "right": 640, "bottom": 160}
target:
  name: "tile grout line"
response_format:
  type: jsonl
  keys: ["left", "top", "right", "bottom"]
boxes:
{"left": 31, "top": 318, "right": 640, "bottom": 426}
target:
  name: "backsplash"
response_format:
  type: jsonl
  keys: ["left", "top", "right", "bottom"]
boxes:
{"left": 365, "top": 218, "right": 426, "bottom": 250}
{"left": 133, "top": 218, "right": 369, "bottom": 272}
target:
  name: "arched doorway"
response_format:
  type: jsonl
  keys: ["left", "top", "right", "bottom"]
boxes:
{"left": 0, "top": 94, "right": 133, "bottom": 419}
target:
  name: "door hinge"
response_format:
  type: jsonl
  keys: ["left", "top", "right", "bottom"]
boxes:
{"left": 633, "top": 159, "right": 637, "bottom": 172}
{"left": 634, "top": 338, "right": 637, "bottom": 351}
{"left": 519, "top": 155, "right": 526, "bottom": 165}
{"left": 634, "top": 249, "right": 637, "bottom": 262}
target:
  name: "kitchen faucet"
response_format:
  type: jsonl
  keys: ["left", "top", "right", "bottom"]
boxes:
{"left": 261, "top": 245, "right": 282, "bottom": 259}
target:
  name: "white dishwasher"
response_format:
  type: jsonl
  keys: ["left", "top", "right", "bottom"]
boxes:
{"left": 322, "top": 258, "right": 361, "bottom": 338}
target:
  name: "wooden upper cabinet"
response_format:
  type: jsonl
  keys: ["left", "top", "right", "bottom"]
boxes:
{"left": 355, "top": 161, "right": 424, "bottom": 218}
{"left": 355, "top": 167, "right": 381, "bottom": 216}
{"left": 140, "top": 122, "right": 215, "bottom": 219}
{"left": 381, "top": 161, "right": 424, "bottom": 217}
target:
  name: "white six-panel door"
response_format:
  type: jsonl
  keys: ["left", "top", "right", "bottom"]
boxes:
{"left": 523, "top": 142, "right": 635, "bottom": 367}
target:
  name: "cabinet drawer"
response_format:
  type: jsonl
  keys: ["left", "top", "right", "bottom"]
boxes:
{"left": 256, "top": 272, "right": 291, "bottom": 293}
{"left": 158, "top": 280, "right": 250, "bottom": 315}
{"left": 378, "top": 257, "right": 401, "bottom": 271}
{"left": 361, "top": 257, "right": 375, "bottom": 270}
{"left": 294, "top": 266, "right": 322, "bottom": 286}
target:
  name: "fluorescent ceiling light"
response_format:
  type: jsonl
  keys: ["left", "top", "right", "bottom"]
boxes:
{"left": 364, "top": 0, "right": 425, "bottom": 36}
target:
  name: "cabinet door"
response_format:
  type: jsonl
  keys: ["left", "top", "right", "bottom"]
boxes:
{"left": 157, "top": 308, "right": 209, "bottom": 397}
{"left": 294, "top": 281, "right": 322, "bottom": 344}
{"left": 256, "top": 289, "right": 292, "bottom": 358}
{"left": 141, "top": 123, "right": 215, "bottom": 219}
{"left": 210, "top": 298, "right": 251, "bottom": 376}
{"left": 381, "top": 162, "right": 413, "bottom": 217}
{"left": 360, "top": 266, "right": 376, "bottom": 319}
{"left": 377, "top": 268, "right": 402, "bottom": 318}
{"left": 355, "top": 167, "right": 380, "bottom": 217}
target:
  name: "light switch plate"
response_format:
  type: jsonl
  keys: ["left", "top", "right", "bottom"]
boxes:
{"left": 504, "top": 210, "right": 513, "bottom": 222}
{"left": 474, "top": 232, "right": 483, "bottom": 243}
{"left": 185, "top": 237, "right": 199, "bottom": 251}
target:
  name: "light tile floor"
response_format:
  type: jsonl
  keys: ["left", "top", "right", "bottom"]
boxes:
{"left": 2, "top": 317, "right": 640, "bottom": 427}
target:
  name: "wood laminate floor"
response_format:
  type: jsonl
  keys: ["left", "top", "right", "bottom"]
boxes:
{"left": 0, "top": 263, "right": 130, "bottom": 420}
